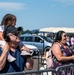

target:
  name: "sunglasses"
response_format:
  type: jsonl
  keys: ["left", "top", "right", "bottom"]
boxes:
{"left": 64, "top": 35, "right": 67, "bottom": 37}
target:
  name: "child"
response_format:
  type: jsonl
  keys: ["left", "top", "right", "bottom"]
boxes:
{"left": 0, "top": 26, "right": 16, "bottom": 62}
{"left": 0, "top": 14, "right": 31, "bottom": 62}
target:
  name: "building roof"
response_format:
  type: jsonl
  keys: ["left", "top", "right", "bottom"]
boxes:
{"left": 39, "top": 27, "right": 74, "bottom": 33}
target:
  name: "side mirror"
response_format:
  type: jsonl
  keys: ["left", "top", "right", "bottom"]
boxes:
{"left": 40, "top": 40, "right": 44, "bottom": 43}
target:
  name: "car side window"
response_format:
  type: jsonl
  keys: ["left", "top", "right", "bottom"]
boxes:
{"left": 35, "top": 37, "right": 42, "bottom": 42}
{"left": 25, "top": 36, "right": 33, "bottom": 42}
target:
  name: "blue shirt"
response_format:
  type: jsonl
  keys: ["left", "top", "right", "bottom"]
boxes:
{"left": 0, "top": 47, "right": 26, "bottom": 73}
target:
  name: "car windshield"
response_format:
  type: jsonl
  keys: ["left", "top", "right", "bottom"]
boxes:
{"left": 40, "top": 36, "right": 53, "bottom": 43}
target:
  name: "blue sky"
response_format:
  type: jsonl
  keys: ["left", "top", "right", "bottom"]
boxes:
{"left": 0, "top": 0, "right": 74, "bottom": 30}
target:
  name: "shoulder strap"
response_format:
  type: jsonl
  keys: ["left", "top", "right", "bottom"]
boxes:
{"left": 57, "top": 42, "right": 61, "bottom": 47}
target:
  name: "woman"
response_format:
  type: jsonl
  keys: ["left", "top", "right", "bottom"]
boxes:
{"left": 51, "top": 30, "right": 74, "bottom": 69}
{"left": 51, "top": 30, "right": 74, "bottom": 75}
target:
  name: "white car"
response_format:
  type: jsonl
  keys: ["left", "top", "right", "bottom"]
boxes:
{"left": 24, "top": 44, "right": 39, "bottom": 56}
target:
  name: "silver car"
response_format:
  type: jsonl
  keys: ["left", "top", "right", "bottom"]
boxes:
{"left": 20, "top": 34, "right": 52, "bottom": 53}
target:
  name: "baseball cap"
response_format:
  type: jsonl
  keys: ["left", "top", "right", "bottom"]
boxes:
{"left": 3, "top": 26, "right": 19, "bottom": 42}
{"left": 4, "top": 26, "right": 18, "bottom": 34}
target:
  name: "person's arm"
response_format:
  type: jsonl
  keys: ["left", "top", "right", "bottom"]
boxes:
{"left": 19, "top": 41, "right": 30, "bottom": 53}
{"left": 20, "top": 46, "right": 30, "bottom": 53}
{"left": 0, "top": 43, "right": 9, "bottom": 70}
{"left": 52, "top": 43, "right": 74, "bottom": 62}
{"left": 25, "top": 57, "right": 34, "bottom": 70}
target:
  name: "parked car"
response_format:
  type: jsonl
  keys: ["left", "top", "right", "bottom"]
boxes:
{"left": 20, "top": 34, "right": 52, "bottom": 53}
{"left": 40, "top": 36, "right": 53, "bottom": 43}
{"left": 24, "top": 44, "right": 39, "bottom": 56}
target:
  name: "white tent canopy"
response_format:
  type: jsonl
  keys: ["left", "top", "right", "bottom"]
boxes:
{"left": 39, "top": 27, "right": 74, "bottom": 33}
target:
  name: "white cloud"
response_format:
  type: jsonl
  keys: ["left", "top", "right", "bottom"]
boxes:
{"left": 0, "top": 2, "right": 25, "bottom": 11}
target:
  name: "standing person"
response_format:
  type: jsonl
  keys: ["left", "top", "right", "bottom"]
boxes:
{"left": 51, "top": 30, "right": 74, "bottom": 74}
{"left": 0, "top": 14, "right": 31, "bottom": 62}
{"left": 71, "top": 36, "right": 74, "bottom": 49}
{"left": 66, "top": 36, "right": 71, "bottom": 47}
{"left": 0, "top": 25, "right": 34, "bottom": 73}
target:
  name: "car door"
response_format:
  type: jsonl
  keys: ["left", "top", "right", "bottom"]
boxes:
{"left": 34, "top": 36, "right": 44, "bottom": 51}
{"left": 24, "top": 36, "right": 34, "bottom": 45}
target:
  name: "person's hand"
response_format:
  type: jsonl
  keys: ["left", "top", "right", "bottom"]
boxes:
{"left": 21, "top": 46, "right": 30, "bottom": 53}
{"left": 1, "top": 43, "right": 9, "bottom": 53}
{"left": 26, "top": 57, "right": 34, "bottom": 70}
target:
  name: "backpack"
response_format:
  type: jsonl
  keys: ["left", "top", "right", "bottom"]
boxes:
{"left": 46, "top": 48, "right": 53, "bottom": 69}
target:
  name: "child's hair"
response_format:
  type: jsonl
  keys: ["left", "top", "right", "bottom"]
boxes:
{"left": 1, "top": 14, "right": 16, "bottom": 26}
